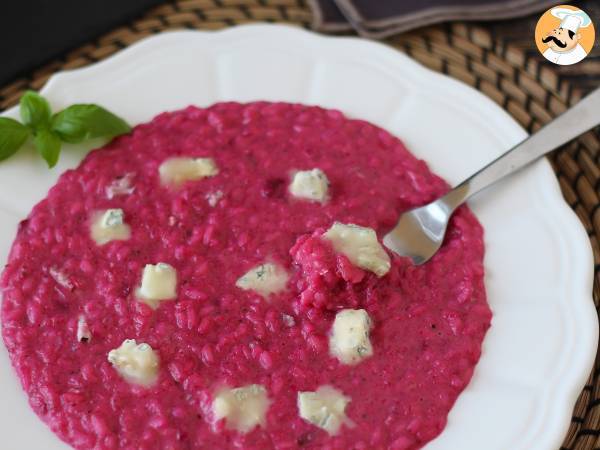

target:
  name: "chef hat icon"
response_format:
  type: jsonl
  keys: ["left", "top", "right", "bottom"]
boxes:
{"left": 551, "top": 7, "right": 592, "bottom": 33}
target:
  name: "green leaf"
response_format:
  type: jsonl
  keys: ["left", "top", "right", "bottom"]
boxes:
{"left": 34, "top": 128, "right": 62, "bottom": 168}
{"left": 20, "top": 91, "right": 51, "bottom": 128}
{"left": 0, "top": 117, "right": 30, "bottom": 161}
{"left": 51, "top": 104, "right": 131, "bottom": 143}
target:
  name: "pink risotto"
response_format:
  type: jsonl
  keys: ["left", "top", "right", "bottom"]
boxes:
{"left": 1, "top": 102, "right": 491, "bottom": 450}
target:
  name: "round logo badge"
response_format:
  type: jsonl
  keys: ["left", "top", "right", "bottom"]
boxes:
{"left": 535, "top": 5, "right": 595, "bottom": 66}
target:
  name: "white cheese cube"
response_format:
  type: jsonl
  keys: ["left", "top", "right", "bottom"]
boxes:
{"left": 159, "top": 157, "right": 218, "bottom": 187}
{"left": 297, "top": 385, "right": 353, "bottom": 435}
{"left": 330, "top": 309, "right": 373, "bottom": 365}
{"left": 90, "top": 209, "right": 131, "bottom": 245}
{"left": 236, "top": 263, "right": 289, "bottom": 299}
{"left": 289, "top": 168, "right": 329, "bottom": 203}
{"left": 107, "top": 339, "right": 159, "bottom": 386}
{"left": 213, "top": 384, "right": 271, "bottom": 433}
{"left": 77, "top": 315, "right": 92, "bottom": 342}
{"left": 136, "top": 263, "right": 177, "bottom": 309}
{"left": 322, "top": 222, "right": 390, "bottom": 277}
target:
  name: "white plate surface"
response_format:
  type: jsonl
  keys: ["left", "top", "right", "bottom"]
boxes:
{"left": 0, "top": 24, "right": 597, "bottom": 450}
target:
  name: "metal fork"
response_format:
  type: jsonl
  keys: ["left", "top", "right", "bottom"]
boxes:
{"left": 383, "top": 87, "right": 600, "bottom": 265}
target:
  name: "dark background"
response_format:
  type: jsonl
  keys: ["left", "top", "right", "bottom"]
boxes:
{"left": 1, "top": 0, "right": 162, "bottom": 86}
{"left": 1, "top": 0, "right": 598, "bottom": 95}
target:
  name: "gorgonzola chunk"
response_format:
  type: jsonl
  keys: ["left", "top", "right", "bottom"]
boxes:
{"left": 107, "top": 339, "right": 159, "bottom": 386}
{"left": 159, "top": 157, "right": 218, "bottom": 187}
{"left": 236, "top": 263, "right": 289, "bottom": 299}
{"left": 297, "top": 385, "right": 353, "bottom": 435}
{"left": 289, "top": 168, "right": 329, "bottom": 203}
{"left": 90, "top": 209, "right": 131, "bottom": 245}
{"left": 136, "top": 263, "right": 177, "bottom": 309}
{"left": 322, "top": 222, "right": 390, "bottom": 277}
{"left": 213, "top": 384, "right": 270, "bottom": 433}
{"left": 329, "top": 309, "right": 373, "bottom": 365}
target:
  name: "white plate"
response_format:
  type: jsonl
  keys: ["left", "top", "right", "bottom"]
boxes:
{"left": 0, "top": 24, "right": 596, "bottom": 450}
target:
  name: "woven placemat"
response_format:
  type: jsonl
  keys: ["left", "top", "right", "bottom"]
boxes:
{"left": 1, "top": 1, "right": 599, "bottom": 448}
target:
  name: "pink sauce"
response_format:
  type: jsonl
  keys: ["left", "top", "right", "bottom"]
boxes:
{"left": 1, "top": 102, "right": 491, "bottom": 450}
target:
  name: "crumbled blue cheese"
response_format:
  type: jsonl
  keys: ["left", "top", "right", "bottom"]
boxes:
{"left": 159, "top": 157, "right": 218, "bottom": 187}
{"left": 297, "top": 385, "right": 353, "bottom": 435}
{"left": 102, "top": 209, "right": 124, "bottom": 227}
{"left": 206, "top": 190, "right": 223, "bottom": 207}
{"left": 106, "top": 173, "right": 135, "bottom": 199}
{"left": 322, "top": 222, "right": 390, "bottom": 277}
{"left": 90, "top": 209, "right": 131, "bottom": 245}
{"left": 235, "top": 263, "right": 289, "bottom": 299}
{"left": 49, "top": 266, "right": 74, "bottom": 290}
{"left": 213, "top": 384, "right": 270, "bottom": 433}
{"left": 282, "top": 313, "right": 296, "bottom": 327}
{"left": 107, "top": 339, "right": 159, "bottom": 386}
{"left": 330, "top": 309, "right": 373, "bottom": 365}
{"left": 289, "top": 168, "right": 329, "bottom": 203}
{"left": 136, "top": 263, "right": 177, "bottom": 309}
{"left": 77, "top": 315, "right": 91, "bottom": 342}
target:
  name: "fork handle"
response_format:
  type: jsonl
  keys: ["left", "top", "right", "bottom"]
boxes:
{"left": 443, "top": 87, "right": 600, "bottom": 209}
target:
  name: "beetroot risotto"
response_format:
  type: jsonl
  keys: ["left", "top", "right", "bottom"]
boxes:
{"left": 1, "top": 102, "right": 491, "bottom": 450}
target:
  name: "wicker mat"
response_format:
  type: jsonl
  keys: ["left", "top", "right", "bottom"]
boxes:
{"left": 1, "top": 1, "right": 599, "bottom": 449}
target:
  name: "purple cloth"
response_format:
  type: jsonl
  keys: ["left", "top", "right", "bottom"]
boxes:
{"left": 308, "top": 0, "right": 558, "bottom": 37}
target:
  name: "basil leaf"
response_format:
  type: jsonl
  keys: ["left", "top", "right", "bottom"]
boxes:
{"left": 0, "top": 117, "right": 30, "bottom": 161}
{"left": 51, "top": 104, "right": 131, "bottom": 143}
{"left": 34, "top": 128, "right": 62, "bottom": 168}
{"left": 20, "top": 91, "right": 51, "bottom": 128}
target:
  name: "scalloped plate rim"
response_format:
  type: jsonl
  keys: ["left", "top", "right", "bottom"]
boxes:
{"left": 0, "top": 24, "right": 596, "bottom": 450}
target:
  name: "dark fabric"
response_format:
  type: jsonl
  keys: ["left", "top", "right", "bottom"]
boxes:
{"left": 310, "top": 0, "right": 346, "bottom": 24}
{"left": 310, "top": 0, "right": 559, "bottom": 37}
{"left": 344, "top": 0, "right": 553, "bottom": 23}
{"left": 0, "top": 0, "right": 162, "bottom": 86}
